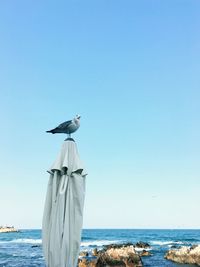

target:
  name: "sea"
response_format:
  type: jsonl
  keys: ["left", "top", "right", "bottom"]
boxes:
{"left": 0, "top": 229, "right": 200, "bottom": 267}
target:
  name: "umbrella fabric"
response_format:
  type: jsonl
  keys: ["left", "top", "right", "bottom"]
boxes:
{"left": 42, "top": 139, "right": 87, "bottom": 267}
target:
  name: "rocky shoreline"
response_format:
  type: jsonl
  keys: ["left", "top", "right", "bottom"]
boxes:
{"left": 165, "top": 245, "right": 200, "bottom": 266}
{"left": 78, "top": 242, "right": 200, "bottom": 267}
{"left": 0, "top": 226, "right": 19, "bottom": 233}
{"left": 78, "top": 242, "right": 151, "bottom": 267}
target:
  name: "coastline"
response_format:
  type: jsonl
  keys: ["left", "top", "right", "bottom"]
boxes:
{"left": 0, "top": 226, "right": 19, "bottom": 233}
{"left": 0, "top": 229, "right": 200, "bottom": 266}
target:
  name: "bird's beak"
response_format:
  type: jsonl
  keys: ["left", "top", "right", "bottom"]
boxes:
{"left": 77, "top": 115, "right": 81, "bottom": 119}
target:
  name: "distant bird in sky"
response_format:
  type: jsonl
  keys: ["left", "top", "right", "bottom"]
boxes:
{"left": 46, "top": 115, "right": 81, "bottom": 137}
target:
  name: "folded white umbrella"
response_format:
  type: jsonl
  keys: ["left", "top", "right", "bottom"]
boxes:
{"left": 42, "top": 139, "right": 87, "bottom": 267}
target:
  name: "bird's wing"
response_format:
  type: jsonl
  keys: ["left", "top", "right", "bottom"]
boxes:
{"left": 56, "top": 120, "right": 73, "bottom": 130}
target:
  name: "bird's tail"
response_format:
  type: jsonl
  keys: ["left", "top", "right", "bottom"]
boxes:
{"left": 46, "top": 130, "right": 55, "bottom": 134}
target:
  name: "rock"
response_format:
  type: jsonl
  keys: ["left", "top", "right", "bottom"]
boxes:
{"left": 139, "top": 250, "right": 152, "bottom": 257}
{"left": 80, "top": 251, "right": 89, "bottom": 257}
{"left": 190, "top": 245, "right": 198, "bottom": 250}
{"left": 78, "top": 258, "right": 97, "bottom": 267}
{"left": 104, "top": 242, "right": 135, "bottom": 250}
{"left": 0, "top": 226, "right": 19, "bottom": 233}
{"left": 165, "top": 245, "right": 200, "bottom": 266}
{"left": 92, "top": 248, "right": 98, "bottom": 256}
{"left": 78, "top": 244, "right": 143, "bottom": 266}
{"left": 135, "top": 242, "right": 150, "bottom": 249}
{"left": 170, "top": 245, "right": 179, "bottom": 249}
{"left": 96, "top": 245, "right": 142, "bottom": 266}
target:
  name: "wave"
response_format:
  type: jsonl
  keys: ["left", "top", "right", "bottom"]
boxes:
{"left": 0, "top": 239, "right": 124, "bottom": 247}
{"left": 81, "top": 240, "right": 153, "bottom": 251}
{"left": 0, "top": 238, "right": 187, "bottom": 248}
{"left": 0, "top": 239, "right": 42, "bottom": 244}
{"left": 81, "top": 240, "right": 121, "bottom": 247}
{"left": 134, "top": 247, "right": 152, "bottom": 252}
{"left": 184, "top": 238, "right": 200, "bottom": 242}
{"left": 151, "top": 241, "right": 184, "bottom": 246}
{"left": 0, "top": 238, "right": 120, "bottom": 247}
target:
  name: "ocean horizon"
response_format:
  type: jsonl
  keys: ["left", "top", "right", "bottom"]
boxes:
{"left": 0, "top": 228, "right": 200, "bottom": 266}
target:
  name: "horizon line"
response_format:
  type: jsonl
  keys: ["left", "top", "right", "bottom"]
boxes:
{"left": 19, "top": 228, "right": 200, "bottom": 230}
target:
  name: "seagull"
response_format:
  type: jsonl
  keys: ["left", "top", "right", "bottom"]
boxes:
{"left": 46, "top": 115, "right": 81, "bottom": 137}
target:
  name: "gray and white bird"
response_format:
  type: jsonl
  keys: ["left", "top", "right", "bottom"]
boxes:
{"left": 46, "top": 115, "right": 81, "bottom": 137}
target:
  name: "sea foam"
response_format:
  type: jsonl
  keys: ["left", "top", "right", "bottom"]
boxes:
{"left": 81, "top": 240, "right": 120, "bottom": 247}
{"left": 151, "top": 240, "right": 184, "bottom": 246}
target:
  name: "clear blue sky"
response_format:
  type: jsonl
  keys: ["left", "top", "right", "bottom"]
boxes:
{"left": 0, "top": 0, "right": 199, "bottom": 229}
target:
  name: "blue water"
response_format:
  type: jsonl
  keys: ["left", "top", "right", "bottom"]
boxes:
{"left": 0, "top": 229, "right": 200, "bottom": 266}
